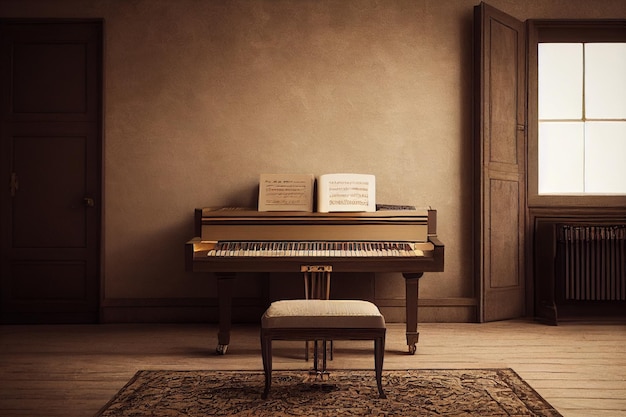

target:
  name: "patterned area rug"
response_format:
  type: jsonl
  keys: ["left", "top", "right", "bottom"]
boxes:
{"left": 95, "top": 369, "right": 562, "bottom": 416}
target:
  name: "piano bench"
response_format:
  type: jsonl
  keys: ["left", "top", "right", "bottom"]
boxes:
{"left": 260, "top": 299, "right": 386, "bottom": 399}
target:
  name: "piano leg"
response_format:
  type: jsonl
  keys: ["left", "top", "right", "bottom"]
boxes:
{"left": 216, "top": 273, "right": 235, "bottom": 355}
{"left": 403, "top": 272, "right": 423, "bottom": 355}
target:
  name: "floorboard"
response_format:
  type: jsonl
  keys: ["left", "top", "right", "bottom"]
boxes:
{"left": 0, "top": 319, "right": 624, "bottom": 416}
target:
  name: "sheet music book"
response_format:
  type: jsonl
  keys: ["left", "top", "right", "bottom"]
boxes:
{"left": 317, "top": 173, "right": 376, "bottom": 213}
{"left": 258, "top": 173, "right": 315, "bottom": 212}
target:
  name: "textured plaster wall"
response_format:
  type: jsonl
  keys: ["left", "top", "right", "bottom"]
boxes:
{"left": 2, "top": 0, "right": 625, "bottom": 320}
{"left": 101, "top": 0, "right": 473, "bottom": 300}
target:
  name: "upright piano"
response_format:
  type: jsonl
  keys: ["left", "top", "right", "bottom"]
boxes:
{"left": 185, "top": 207, "right": 444, "bottom": 354}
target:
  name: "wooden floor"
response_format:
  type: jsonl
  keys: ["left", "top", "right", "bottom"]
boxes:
{"left": 1, "top": 319, "right": 625, "bottom": 416}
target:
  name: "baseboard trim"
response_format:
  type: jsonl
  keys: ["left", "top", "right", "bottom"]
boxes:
{"left": 100, "top": 297, "right": 478, "bottom": 323}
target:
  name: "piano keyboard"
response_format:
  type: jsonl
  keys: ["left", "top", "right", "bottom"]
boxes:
{"left": 208, "top": 241, "right": 425, "bottom": 257}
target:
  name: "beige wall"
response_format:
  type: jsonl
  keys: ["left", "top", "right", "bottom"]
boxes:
{"left": 2, "top": 0, "right": 625, "bottom": 322}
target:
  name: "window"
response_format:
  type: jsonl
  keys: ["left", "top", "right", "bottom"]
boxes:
{"left": 528, "top": 21, "right": 626, "bottom": 207}
{"left": 538, "top": 43, "right": 626, "bottom": 195}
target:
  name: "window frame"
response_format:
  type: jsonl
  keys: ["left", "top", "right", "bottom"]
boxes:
{"left": 527, "top": 20, "right": 626, "bottom": 208}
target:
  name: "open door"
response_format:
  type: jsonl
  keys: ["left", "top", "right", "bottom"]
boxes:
{"left": 474, "top": 3, "right": 527, "bottom": 322}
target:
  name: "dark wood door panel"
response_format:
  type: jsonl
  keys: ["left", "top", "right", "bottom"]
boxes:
{"left": 12, "top": 134, "right": 88, "bottom": 248}
{"left": 13, "top": 43, "right": 88, "bottom": 114}
{"left": 0, "top": 21, "right": 100, "bottom": 122}
{"left": 9, "top": 260, "right": 87, "bottom": 300}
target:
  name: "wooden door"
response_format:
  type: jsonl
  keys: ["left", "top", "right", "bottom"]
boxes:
{"left": 0, "top": 20, "right": 102, "bottom": 323}
{"left": 474, "top": 3, "right": 527, "bottom": 322}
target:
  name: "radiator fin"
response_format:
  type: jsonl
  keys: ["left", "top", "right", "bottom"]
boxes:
{"left": 558, "top": 225, "right": 626, "bottom": 301}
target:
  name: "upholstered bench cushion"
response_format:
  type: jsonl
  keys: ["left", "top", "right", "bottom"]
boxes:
{"left": 261, "top": 299, "right": 385, "bottom": 329}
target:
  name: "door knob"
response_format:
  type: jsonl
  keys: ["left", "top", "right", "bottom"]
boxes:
{"left": 83, "top": 197, "right": 95, "bottom": 207}
{"left": 10, "top": 173, "right": 19, "bottom": 197}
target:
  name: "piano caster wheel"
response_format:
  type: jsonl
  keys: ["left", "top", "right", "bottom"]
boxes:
{"left": 408, "top": 344, "right": 417, "bottom": 355}
{"left": 216, "top": 344, "right": 228, "bottom": 355}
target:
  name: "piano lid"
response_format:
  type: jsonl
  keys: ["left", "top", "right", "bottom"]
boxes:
{"left": 199, "top": 207, "right": 430, "bottom": 220}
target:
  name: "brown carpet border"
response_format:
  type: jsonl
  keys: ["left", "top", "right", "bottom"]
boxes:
{"left": 95, "top": 368, "right": 563, "bottom": 416}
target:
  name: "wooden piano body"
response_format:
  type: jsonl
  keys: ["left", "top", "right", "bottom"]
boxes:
{"left": 185, "top": 208, "right": 444, "bottom": 354}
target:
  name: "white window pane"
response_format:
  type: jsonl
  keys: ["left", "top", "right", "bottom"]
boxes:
{"left": 585, "top": 43, "right": 626, "bottom": 119}
{"left": 585, "top": 122, "right": 626, "bottom": 194}
{"left": 538, "top": 43, "right": 583, "bottom": 120}
{"left": 538, "top": 122, "right": 585, "bottom": 194}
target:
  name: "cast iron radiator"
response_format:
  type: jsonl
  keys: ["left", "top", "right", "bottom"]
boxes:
{"left": 557, "top": 224, "right": 626, "bottom": 301}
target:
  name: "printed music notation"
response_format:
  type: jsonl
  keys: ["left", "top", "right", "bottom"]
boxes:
{"left": 317, "top": 173, "right": 376, "bottom": 213}
{"left": 258, "top": 173, "right": 314, "bottom": 212}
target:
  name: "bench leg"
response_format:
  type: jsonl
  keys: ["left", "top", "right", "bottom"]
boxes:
{"left": 261, "top": 334, "right": 272, "bottom": 399}
{"left": 261, "top": 330, "right": 384, "bottom": 399}
{"left": 312, "top": 339, "right": 328, "bottom": 372}
{"left": 375, "top": 336, "right": 386, "bottom": 399}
